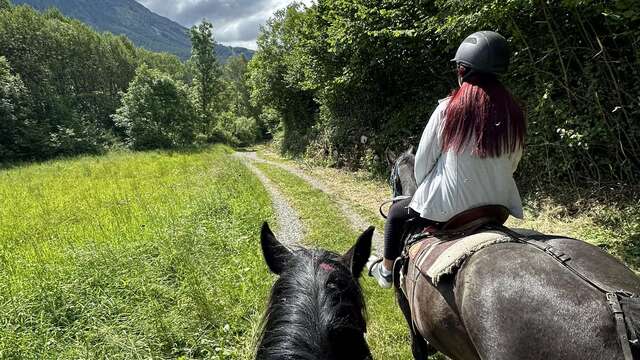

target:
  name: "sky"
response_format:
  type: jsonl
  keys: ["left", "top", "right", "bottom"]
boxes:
{"left": 136, "top": 0, "right": 313, "bottom": 50}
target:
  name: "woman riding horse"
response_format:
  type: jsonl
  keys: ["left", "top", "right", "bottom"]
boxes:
{"left": 369, "top": 31, "right": 526, "bottom": 288}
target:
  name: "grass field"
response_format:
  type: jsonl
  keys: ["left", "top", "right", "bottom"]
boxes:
{"left": 0, "top": 146, "right": 274, "bottom": 358}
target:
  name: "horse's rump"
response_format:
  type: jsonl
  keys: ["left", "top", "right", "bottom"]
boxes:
{"left": 403, "top": 233, "right": 640, "bottom": 359}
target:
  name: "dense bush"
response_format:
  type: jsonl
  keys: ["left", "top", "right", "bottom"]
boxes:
{"left": 0, "top": 56, "right": 31, "bottom": 159}
{"left": 0, "top": 3, "right": 187, "bottom": 160}
{"left": 248, "top": 0, "right": 640, "bottom": 184}
{"left": 212, "top": 111, "right": 259, "bottom": 146}
{"left": 114, "top": 65, "right": 197, "bottom": 150}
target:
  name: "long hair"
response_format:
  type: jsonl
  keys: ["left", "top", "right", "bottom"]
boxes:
{"left": 442, "top": 67, "right": 525, "bottom": 158}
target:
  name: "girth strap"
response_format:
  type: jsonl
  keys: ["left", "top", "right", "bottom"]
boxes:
{"left": 608, "top": 293, "right": 635, "bottom": 360}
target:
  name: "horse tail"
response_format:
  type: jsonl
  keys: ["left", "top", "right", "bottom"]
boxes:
{"left": 620, "top": 296, "right": 640, "bottom": 357}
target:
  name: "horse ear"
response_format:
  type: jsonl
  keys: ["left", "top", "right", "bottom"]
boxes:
{"left": 341, "top": 226, "right": 374, "bottom": 279}
{"left": 407, "top": 145, "right": 415, "bottom": 155}
{"left": 385, "top": 149, "right": 397, "bottom": 166}
{"left": 260, "top": 222, "right": 292, "bottom": 275}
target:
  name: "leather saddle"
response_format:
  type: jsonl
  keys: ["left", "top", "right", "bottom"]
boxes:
{"left": 440, "top": 205, "right": 510, "bottom": 235}
{"left": 405, "top": 204, "right": 510, "bottom": 242}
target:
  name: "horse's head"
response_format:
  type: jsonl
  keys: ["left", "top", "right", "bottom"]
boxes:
{"left": 257, "top": 222, "right": 373, "bottom": 359}
{"left": 385, "top": 147, "right": 417, "bottom": 197}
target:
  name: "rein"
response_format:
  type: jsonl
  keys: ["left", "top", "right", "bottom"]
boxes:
{"left": 379, "top": 196, "right": 411, "bottom": 219}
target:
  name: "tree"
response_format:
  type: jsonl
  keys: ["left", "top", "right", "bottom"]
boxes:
{"left": 222, "top": 55, "right": 253, "bottom": 118}
{"left": 0, "top": 56, "right": 31, "bottom": 159}
{"left": 189, "top": 20, "right": 221, "bottom": 125}
{"left": 0, "top": 0, "right": 10, "bottom": 11}
{"left": 113, "top": 65, "right": 197, "bottom": 150}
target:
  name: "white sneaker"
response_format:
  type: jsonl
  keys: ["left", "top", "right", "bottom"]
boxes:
{"left": 366, "top": 256, "right": 393, "bottom": 289}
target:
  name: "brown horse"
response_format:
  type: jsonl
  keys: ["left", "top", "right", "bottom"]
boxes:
{"left": 386, "top": 148, "right": 640, "bottom": 360}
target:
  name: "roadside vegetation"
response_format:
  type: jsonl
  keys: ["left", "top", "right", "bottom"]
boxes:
{"left": 0, "top": 145, "right": 273, "bottom": 358}
{"left": 247, "top": 0, "right": 640, "bottom": 188}
{"left": 0, "top": 1, "right": 259, "bottom": 163}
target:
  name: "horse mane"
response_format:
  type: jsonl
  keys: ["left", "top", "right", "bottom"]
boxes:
{"left": 256, "top": 248, "right": 369, "bottom": 360}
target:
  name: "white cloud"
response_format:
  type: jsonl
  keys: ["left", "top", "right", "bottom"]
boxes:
{"left": 136, "top": 0, "right": 313, "bottom": 49}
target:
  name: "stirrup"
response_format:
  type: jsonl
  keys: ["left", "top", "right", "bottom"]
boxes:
{"left": 367, "top": 256, "right": 384, "bottom": 277}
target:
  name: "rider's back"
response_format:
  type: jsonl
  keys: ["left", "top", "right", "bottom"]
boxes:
{"left": 410, "top": 97, "right": 523, "bottom": 223}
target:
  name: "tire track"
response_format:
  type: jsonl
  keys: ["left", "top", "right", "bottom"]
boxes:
{"left": 236, "top": 151, "right": 384, "bottom": 255}
{"left": 235, "top": 153, "right": 304, "bottom": 246}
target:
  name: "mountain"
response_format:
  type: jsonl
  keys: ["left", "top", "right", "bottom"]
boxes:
{"left": 12, "top": 0, "right": 254, "bottom": 62}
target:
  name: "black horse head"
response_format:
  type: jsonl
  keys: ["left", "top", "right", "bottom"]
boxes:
{"left": 256, "top": 222, "right": 374, "bottom": 360}
{"left": 385, "top": 147, "right": 418, "bottom": 197}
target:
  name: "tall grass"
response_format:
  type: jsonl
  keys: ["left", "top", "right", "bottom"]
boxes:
{"left": 0, "top": 146, "right": 273, "bottom": 358}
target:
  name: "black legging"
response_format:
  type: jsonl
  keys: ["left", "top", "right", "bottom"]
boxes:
{"left": 383, "top": 198, "right": 420, "bottom": 260}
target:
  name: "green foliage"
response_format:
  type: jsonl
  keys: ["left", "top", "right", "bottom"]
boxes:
{"left": 0, "top": 0, "right": 10, "bottom": 10}
{"left": 249, "top": 0, "right": 640, "bottom": 184}
{"left": 114, "top": 65, "right": 197, "bottom": 150}
{"left": 247, "top": 5, "right": 319, "bottom": 154}
{"left": 212, "top": 111, "right": 259, "bottom": 147}
{"left": 189, "top": 20, "right": 222, "bottom": 124}
{"left": 221, "top": 56, "right": 255, "bottom": 120}
{"left": 0, "top": 56, "right": 32, "bottom": 159}
{"left": 0, "top": 4, "right": 188, "bottom": 161}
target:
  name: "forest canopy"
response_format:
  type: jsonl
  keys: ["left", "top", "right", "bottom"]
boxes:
{"left": 247, "top": 0, "right": 640, "bottom": 185}
{"left": 0, "top": 2, "right": 257, "bottom": 161}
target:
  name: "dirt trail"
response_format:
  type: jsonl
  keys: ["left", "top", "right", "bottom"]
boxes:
{"left": 234, "top": 153, "right": 304, "bottom": 247}
{"left": 236, "top": 151, "right": 384, "bottom": 255}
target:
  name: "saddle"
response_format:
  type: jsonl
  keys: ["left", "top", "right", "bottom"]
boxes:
{"left": 398, "top": 205, "right": 519, "bottom": 286}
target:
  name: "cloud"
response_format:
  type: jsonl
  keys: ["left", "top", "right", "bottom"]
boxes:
{"left": 136, "top": 0, "right": 313, "bottom": 49}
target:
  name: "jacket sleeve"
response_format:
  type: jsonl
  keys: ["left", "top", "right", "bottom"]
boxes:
{"left": 414, "top": 101, "right": 446, "bottom": 186}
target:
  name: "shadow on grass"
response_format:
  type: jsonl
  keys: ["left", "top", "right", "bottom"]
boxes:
{"left": 0, "top": 144, "right": 230, "bottom": 172}
{"left": 519, "top": 180, "right": 640, "bottom": 271}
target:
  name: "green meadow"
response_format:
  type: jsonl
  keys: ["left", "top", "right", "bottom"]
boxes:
{"left": 0, "top": 146, "right": 418, "bottom": 359}
{"left": 0, "top": 146, "right": 273, "bottom": 358}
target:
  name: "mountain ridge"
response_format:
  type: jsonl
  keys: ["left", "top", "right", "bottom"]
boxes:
{"left": 12, "top": 0, "right": 254, "bottom": 61}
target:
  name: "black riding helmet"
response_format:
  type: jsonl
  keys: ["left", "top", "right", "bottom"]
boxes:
{"left": 451, "top": 31, "right": 509, "bottom": 75}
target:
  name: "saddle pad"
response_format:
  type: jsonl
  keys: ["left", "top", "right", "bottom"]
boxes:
{"left": 409, "top": 228, "right": 543, "bottom": 285}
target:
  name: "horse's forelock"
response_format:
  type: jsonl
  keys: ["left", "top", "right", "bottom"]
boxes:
{"left": 257, "top": 249, "right": 368, "bottom": 359}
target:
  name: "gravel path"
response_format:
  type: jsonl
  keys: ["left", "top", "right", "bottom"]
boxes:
{"left": 234, "top": 153, "right": 304, "bottom": 247}
{"left": 237, "top": 151, "right": 384, "bottom": 255}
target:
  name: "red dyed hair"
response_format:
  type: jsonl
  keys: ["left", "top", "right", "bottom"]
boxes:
{"left": 442, "top": 67, "right": 525, "bottom": 158}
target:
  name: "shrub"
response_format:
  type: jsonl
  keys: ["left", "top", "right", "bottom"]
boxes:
{"left": 212, "top": 111, "right": 259, "bottom": 146}
{"left": 114, "top": 65, "right": 198, "bottom": 150}
{"left": 0, "top": 56, "right": 32, "bottom": 160}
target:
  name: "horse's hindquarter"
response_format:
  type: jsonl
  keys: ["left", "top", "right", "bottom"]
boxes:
{"left": 455, "top": 240, "right": 639, "bottom": 360}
